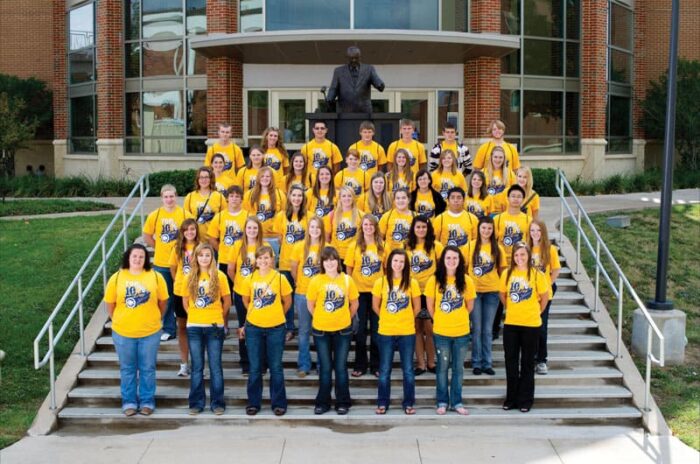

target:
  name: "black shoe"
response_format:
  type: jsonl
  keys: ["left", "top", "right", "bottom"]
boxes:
{"left": 483, "top": 368, "right": 496, "bottom": 376}
{"left": 414, "top": 367, "right": 426, "bottom": 376}
{"left": 314, "top": 406, "right": 329, "bottom": 415}
{"left": 245, "top": 406, "right": 259, "bottom": 416}
{"left": 336, "top": 406, "right": 349, "bottom": 415}
{"left": 472, "top": 367, "right": 482, "bottom": 375}
{"left": 502, "top": 402, "right": 516, "bottom": 411}
{"left": 427, "top": 366, "right": 436, "bottom": 374}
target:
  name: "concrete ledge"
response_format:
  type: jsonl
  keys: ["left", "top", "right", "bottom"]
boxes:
{"left": 28, "top": 303, "right": 110, "bottom": 436}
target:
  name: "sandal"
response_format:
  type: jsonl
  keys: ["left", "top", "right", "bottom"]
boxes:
{"left": 404, "top": 406, "right": 416, "bottom": 415}
{"left": 375, "top": 406, "right": 387, "bottom": 415}
{"left": 436, "top": 406, "right": 447, "bottom": 415}
{"left": 455, "top": 406, "right": 469, "bottom": 416}
{"left": 273, "top": 407, "right": 286, "bottom": 416}
{"left": 245, "top": 406, "right": 259, "bottom": 416}
{"left": 351, "top": 370, "right": 365, "bottom": 378}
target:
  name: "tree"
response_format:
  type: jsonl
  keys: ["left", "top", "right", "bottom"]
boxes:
{"left": 641, "top": 59, "right": 700, "bottom": 170}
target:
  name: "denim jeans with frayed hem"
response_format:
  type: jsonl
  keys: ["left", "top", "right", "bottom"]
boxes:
{"left": 470, "top": 291, "right": 500, "bottom": 369}
{"left": 377, "top": 334, "right": 415, "bottom": 409}
{"left": 434, "top": 333, "right": 470, "bottom": 409}
{"left": 294, "top": 294, "right": 313, "bottom": 372}
{"left": 245, "top": 322, "right": 287, "bottom": 410}
{"left": 112, "top": 330, "right": 161, "bottom": 411}
{"left": 187, "top": 325, "right": 225, "bottom": 411}
{"left": 313, "top": 326, "right": 352, "bottom": 410}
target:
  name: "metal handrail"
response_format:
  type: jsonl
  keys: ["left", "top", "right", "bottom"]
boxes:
{"left": 555, "top": 170, "right": 665, "bottom": 415}
{"left": 33, "top": 175, "right": 150, "bottom": 409}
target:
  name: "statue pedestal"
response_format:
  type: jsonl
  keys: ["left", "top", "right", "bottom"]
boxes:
{"left": 306, "top": 112, "right": 402, "bottom": 156}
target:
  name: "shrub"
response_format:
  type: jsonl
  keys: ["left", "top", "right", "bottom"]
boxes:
{"left": 148, "top": 169, "right": 197, "bottom": 197}
{"left": 532, "top": 168, "right": 558, "bottom": 196}
{"left": 0, "top": 175, "right": 135, "bottom": 198}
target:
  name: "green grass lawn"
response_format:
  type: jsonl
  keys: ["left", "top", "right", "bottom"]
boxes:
{"left": 0, "top": 199, "right": 116, "bottom": 217}
{"left": 0, "top": 215, "right": 139, "bottom": 448}
{"left": 565, "top": 204, "right": 699, "bottom": 450}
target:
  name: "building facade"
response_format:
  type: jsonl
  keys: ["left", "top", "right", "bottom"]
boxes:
{"left": 3, "top": 1, "right": 699, "bottom": 179}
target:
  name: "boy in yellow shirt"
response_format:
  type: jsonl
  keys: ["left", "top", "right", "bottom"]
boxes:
{"left": 204, "top": 123, "right": 245, "bottom": 177}
{"left": 349, "top": 121, "right": 387, "bottom": 177}
{"left": 432, "top": 187, "right": 479, "bottom": 257}
{"left": 301, "top": 120, "right": 343, "bottom": 179}
{"left": 387, "top": 118, "right": 427, "bottom": 177}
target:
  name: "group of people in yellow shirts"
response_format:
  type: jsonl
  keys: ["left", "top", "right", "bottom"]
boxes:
{"left": 104, "top": 118, "right": 560, "bottom": 417}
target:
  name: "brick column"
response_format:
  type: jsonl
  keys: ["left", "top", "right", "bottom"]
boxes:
{"left": 52, "top": 0, "right": 67, "bottom": 176}
{"left": 207, "top": 0, "right": 243, "bottom": 139}
{"left": 463, "top": 0, "right": 501, "bottom": 141}
{"left": 580, "top": 0, "right": 609, "bottom": 179}
{"left": 632, "top": 1, "right": 648, "bottom": 171}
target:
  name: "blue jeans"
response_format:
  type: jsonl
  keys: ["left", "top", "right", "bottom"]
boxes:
{"left": 245, "top": 322, "right": 287, "bottom": 410}
{"left": 377, "top": 334, "right": 415, "bottom": 409}
{"left": 313, "top": 326, "right": 352, "bottom": 410}
{"left": 233, "top": 292, "right": 249, "bottom": 370}
{"left": 154, "top": 265, "right": 176, "bottom": 336}
{"left": 470, "top": 291, "right": 500, "bottom": 369}
{"left": 434, "top": 333, "right": 470, "bottom": 409}
{"left": 112, "top": 330, "right": 161, "bottom": 411}
{"left": 187, "top": 326, "right": 225, "bottom": 411}
{"left": 281, "top": 270, "right": 296, "bottom": 332}
{"left": 267, "top": 237, "right": 281, "bottom": 264}
{"left": 294, "top": 293, "right": 313, "bottom": 372}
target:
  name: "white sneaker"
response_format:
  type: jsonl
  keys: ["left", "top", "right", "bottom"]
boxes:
{"left": 536, "top": 362, "right": 548, "bottom": 375}
{"left": 177, "top": 363, "right": 190, "bottom": 377}
{"left": 160, "top": 333, "right": 173, "bottom": 342}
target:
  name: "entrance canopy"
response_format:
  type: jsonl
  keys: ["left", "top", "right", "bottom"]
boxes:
{"left": 190, "top": 29, "right": 519, "bottom": 64}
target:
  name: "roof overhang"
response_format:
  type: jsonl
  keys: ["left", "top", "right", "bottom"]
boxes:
{"left": 190, "top": 29, "right": 520, "bottom": 64}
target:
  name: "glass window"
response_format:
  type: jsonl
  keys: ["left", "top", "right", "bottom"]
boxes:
{"left": 266, "top": 0, "right": 350, "bottom": 31}
{"left": 566, "top": 42, "right": 579, "bottom": 77}
{"left": 125, "top": 0, "right": 140, "bottom": 41}
{"left": 501, "top": 0, "right": 520, "bottom": 35}
{"left": 126, "top": 93, "right": 142, "bottom": 137}
{"left": 566, "top": 0, "right": 580, "bottom": 40}
{"left": 126, "top": 43, "right": 141, "bottom": 78}
{"left": 501, "top": 50, "right": 520, "bottom": 74}
{"left": 187, "top": 90, "right": 207, "bottom": 136}
{"left": 279, "top": 99, "right": 306, "bottom": 143}
{"left": 142, "top": 0, "right": 184, "bottom": 40}
{"left": 71, "top": 96, "right": 95, "bottom": 137}
{"left": 610, "top": 2, "right": 633, "bottom": 50}
{"left": 240, "top": 0, "right": 263, "bottom": 32}
{"left": 187, "top": 42, "right": 206, "bottom": 75}
{"left": 608, "top": 96, "right": 630, "bottom": 137}
{"left": 565, "top": 92, "right": 579, "bottom": 136}
{"left": 69, "top": 49, "right": 94, "bottom": 84}
{"left": 441, "top": 0, "right": 468, "bottom": 32}
{"left": 609, "top": 49, "right": 631, "bottom": 83}
{"left": 524, "top": 39, "right": 563, "bottom": 76}
{"left": 355, "top": 0, "right": 438, "bottom": 30}
{"left": 500, "top": 89, "right": 521, "bottom": 135}
{"left": 523, "top": 91, "right": 562, "bottom": 136}
{"left": 524, "top": 0, "right": 562, "bottom": 38}
{"left": 401, "top": 95, "right": 429, "bottom": 141}
{"left": 437, "top": 91, "right": 459, "bottom": 140}
{"left": 247, "top": 90, "right": 269, "bottom": 137}
{"left": 186, "top": 0, "right": 206, "bottom": 35}
{"left": 371, "top": 100, "right": 390, "bottom": 113}
{"left": 69, "top": 3, "right": 94, "bottom": 51}
{"left": 143, "top": 91, "right": 185, "bottom": 154}
{"left": 143, "top": 40, "right": 184, "bottom": 77}
{"left": 522, "top": 137, "right": 563, "bottom": 154}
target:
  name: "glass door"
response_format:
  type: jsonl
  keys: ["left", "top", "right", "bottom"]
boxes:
{"left": 271, "top": 91, "right": 312, "bottom": 148}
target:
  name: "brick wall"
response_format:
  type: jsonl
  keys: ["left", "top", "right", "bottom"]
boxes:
{"left": 581, "top": 0, "right": 608, "bottom": 139}
{"left": 0, "top": 0, "right": 54, "bottom": 85}
{"left": 96, "top": 0, "right": 124, "bottom": 139}
{"left": 52, "top": 0, "right": 67, "bottom": 139}
{"left": 206, "top": 0, "right": 242, "bottom": 138}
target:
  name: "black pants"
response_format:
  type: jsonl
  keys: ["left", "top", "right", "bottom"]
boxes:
{"left": 354, "top": 292, "right": 379, "bottom": 373}
{"left": 536, "top": 282, "right": 557, "bottom": 363}
{"left": 503, "top": 324, "right": 540, "bottom": 409}
{"left": 492, "top": 301, "right": 504, "bottom": 339}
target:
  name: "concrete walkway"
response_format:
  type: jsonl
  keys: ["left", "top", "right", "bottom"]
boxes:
{"left": 1, "top": 424, "right": 697, "bottom": 464}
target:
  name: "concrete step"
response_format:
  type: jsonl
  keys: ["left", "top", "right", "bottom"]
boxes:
{"left": 57, "top": 405, "right": 642, "bottom": 424}
{"left": 551, "top": 291, "right": 585, "bottom": 304}
{"left": 547, "top": 304, "right": 590, "bottom": 316}
{"left": 554, "top": 278, "right": 578, "bottom": 290}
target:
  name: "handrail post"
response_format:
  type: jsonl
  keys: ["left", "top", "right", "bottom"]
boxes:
{"left": 48, "top": 324, "right": 56, "bottom": 410}
{"left": 617, "top": 276, "right": 624, "bottom": 358}
{"left": 122, "top": 209, "right": 128, "bottom": 251}
{"left": 645, "top": 326, "right": 653, "bottom": 412}
{"left": 78, "top": 275, "right": 85, "bottom": 357}
{"left": 594, "top": 240, "right": 600, "bottom": 312}
{"left": 575, "top": 207, "right": 582, "bottom": 274}
{"left": 101, "top": 240, "right": 108, "bottom": 290}
{"left": 558, "top": 171, "right": 564, "bottom": 243}
{"left": 139, "top": 178, "right": 146, "bottom": 231}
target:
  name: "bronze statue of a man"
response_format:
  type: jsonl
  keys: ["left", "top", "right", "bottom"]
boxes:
{"left": 325, "top": 46, "right": 385, "bottom": 113}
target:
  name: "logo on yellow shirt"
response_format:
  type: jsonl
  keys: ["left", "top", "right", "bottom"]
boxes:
{"left": 336, "top": 219, "right": 357, "bottom": 241}
{"left": 285, "top": 222, "right": 305, "bottom": 244}
{"left": 439, "top": 284, "right": 464, "bottom": 314}
{"left": 360, "top": 252, "right": 382, "bottom": 276}
{"left": 323, "top": 284, "right": 346, "bottom": 312}
{"left": 447, "top": 225, "right": 468, "bottom": 247}
{"left": 509, "top": 277, "right": 533, "bottom": 303}
{"left": 224, "top": 221, "right": 243, "bottom": 246}
{"left": 312, "top": 150, "right": 329, "bottom": 169}
{"left": 195, "top": 284, "right": 214, "bottom": 308}
{"left": 264, "top": 153, "right": 282, "bottom": 171}
{"left": 160, "top": 218, "right": 179, "bottom": 244}
{"left": 503, "top": 221, "right": 523, "bottom": 247}
{"left": 124, "top": 281, "right": 151, "bottom": 309}
{"left": 466, "top": 200, "right": 486, "bottom": 218}
{"left": 410, "top": 250, "right": 433, "bottom": 274}
{"left": 416, "top": 200, "right": 435, "bottom": 218}
{"left": 439, "top": 179, "right": 456, "bottom": 199}
{"left": 303, "top": 254, "right": 320, "bottom": 277}
{"left": 240, "top": 255, "right": 254, "bottom": 277}
{"left": 359, "top": 151, "right": 377, "bottom": 171}
{"left": 255, "top": 201, "right": 274, "bottom": 222}
{"left": 196, "top": 203, "right": 215, "bottom": 224}
{"left": 386, "top": 288, "right": 410, "bottom": 314}
{"left": 473, "top": 252, "right": 495, "bottom": 277}
{"left": 391, "top": 219, "right": 411, "bottom": 242}
{"left": 315, "top": 197, "right": 333, "bottom": 217}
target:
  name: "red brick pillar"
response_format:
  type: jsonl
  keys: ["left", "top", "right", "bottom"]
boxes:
{"left": 632, "top": 1, "right": 647, "bottom": 141}
{"left": 463, "top": 0, "right": 501, "bottom": 139}
{"left": 206, "top": 0, "right": 243, "bottom": 139}
{"left": 96, "top": 0, "right": 124, "bottom": 140}
{"left": 52, "top": 0, "right": 67, "bottom": 141}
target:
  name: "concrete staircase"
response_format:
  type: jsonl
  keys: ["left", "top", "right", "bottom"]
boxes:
{"left": 57, "top": 252, "right": 643, "bottom": 426}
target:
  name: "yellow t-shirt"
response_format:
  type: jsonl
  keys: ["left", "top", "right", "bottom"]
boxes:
{"left": 235, "top": 166, "right": 260, "bottom": 194}
{"left": 214, "top": 173, "right": 236, "bottom": 197}
{"left": 413, "top": 190, "right": 438, "bottom": 219}
{"left": 290, "top": 242, "right": 321, "bottom": 295}
{"left": 208, "top": 209, "right": 247, "bottom": 264}
{"left": 242, "top": 190, "right": 286, "bottom": 236}
{"left": 464, "top": 194, "right": 494, "bottom": 219}
{"left": 226, "top": 241, "right": 271, "bottom": 292}
{"left": 425, "top": 275, "right": 476, "bottom": 337}
{"left": 495, "top": 211, "right": 531, "bottom": 261}
{"left": 264, "top": 147, "right": 289, "bottom": 173}
{"left": 301, "top": 139, "right": 342, "bottom": 178}
{"left": 184, "top": 190, "right": 225, "bottom": 240}
{"left": 432, "top": 210, "right": 479, "bottom": 254}
{"left": 334, "top": 169, "right": 370, "bottom": 198}
{"left": 522, "top": 191, "right": 541, "bottom": 217}
{"left": 473, "top": 141, "right": 520, "bottom": 172}
{"left": 142, "top": 206, "right": 188, "bottom": 267}
{"left": 531, "top": 244, "right": 561, "bottom": 289}
{"left": 465, "top": 240, "right": 507, "bottom": 293}
{"left": 306, "top": 188, "right": 334, "bottom": 219}
{"left": 307, "top": 273, "right": 359, "bottom": 331}
{"left": 500, "top": 268, "right": 547, "bottom": 327}
{"left": 184, "top": 270, "right": 231, "bottom": 326}
{"left": 169, "top": 242, "right": 195, "bottom": 297}
{"left": 104, "top": 269, "right": 169, "bottom": 338}
{"left": 372, "top": 277, "right": 421, "bottom": 336}
{"left": 387, "top": 172, "right": 414, "bottom": 196}
{"left": 431, "top": 170, "right": 468, "bottom": 200}
{"left": 239, "top": 270, "right": 292, "bottom": 328}
{"left": 349, "top": 140, "right": 387, "bottom": 177}
{"left": 407, "top": 242, "right": 444, "bottom": 290}
{"left": 344, "top": 242, "right": 384, "bottom": 293}
{"left": 325, "top": 209, "right": 362, "bottom": 260}
{"left": 379, "top": 209, "right": 415, "bottom": 251}
{"left": 272, "top": 211, "right": 307, "bottom": 271}
{"left": 485, "top": 168, "right": 516, "bottom": 197}
{"left": 358, "top": 192, "right": 390, "bottom": 221}
{"left": 387, "top": 139, "right": 427, "bottom": 177}
{"left": 205, "top": 142, "right": 245, "bottom": 177}
{"left": 283, "top": 172, "right": 313, "bottom": 193}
